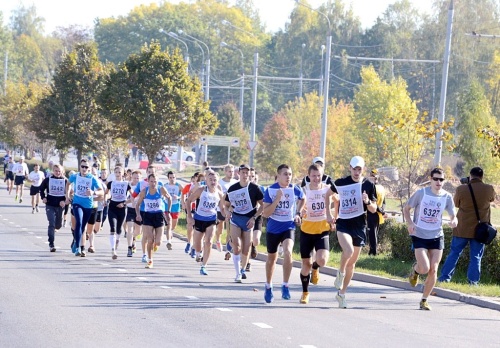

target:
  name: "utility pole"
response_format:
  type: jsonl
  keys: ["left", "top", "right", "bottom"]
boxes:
{"left": 433, "top": 0, "right": 454, "bottom": 167}
{"left": 250, "top": 52, "right": 258, "bottom": 167}
{"left": 3, "top": 51, "right": 7, "bottom": 96}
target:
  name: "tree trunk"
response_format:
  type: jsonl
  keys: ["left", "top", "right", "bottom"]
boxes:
{"left": 58, "top": 149, "right": 67, "bottom": 166}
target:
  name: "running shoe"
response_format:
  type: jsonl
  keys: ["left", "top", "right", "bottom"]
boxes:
{"left": 32, "top": 208, "right": 35, "bottom": 214}
{"left": 153, "top": 245, "right": 159, "bottom": 252}
{"left": 141, "top": 254, "right": 147, "bottom": 263}
{"left": 300, "top": 292, "right": 310, "bottom": 304}
{"left": 281, "top": 285, "right": 291, "bottom": 300}
{"left": 112, "top": 250, "right": 117, "bottom": 260}
{"left": 49, "top": 246, "right": 56, "bottom": 252}
{"left": 63, "top": 220, "right": 66, "bottom": 228}
{"left": 311, "top": 268, "right": 320, "bottom": 285}
{"left": 115, "top": 239, "right": 120, "bottom": 249}
{"left": 336, "top": 291, "right": 347, "bottom": 308}
{"left": 166, "top": 242, "right": 172, "bottom": 250}
{"left": 245, "top": 262, "right": 251, "bottom": 272}
{"left": 200, "top": 266, "right": 208, "bottom": 275}
{"left": 35, "top": 206, "right": 39, "bottom": 213}
{"left": 234, "top": 274, "right": 242, "bottom": 283}
{"left": 80, "top": 248, "right": 86, "bottom": 257}
{"left": 216, "top": 241, "right": 222, "bottom": 252}
{"left": 419, "top": 299, "right": 432, "bottom": 311}
{"left": 251, "top": 245, "right": 258, "bottom": 259}
{"left": 224, "top": 252, "right": 231, "bottom": 261}
{"left": 127, "top": 247, "right": 133, "bottom": 257}
{"left": 136, "top": 234, "right": 142, "bottom": 241}
{"left": 75, "top": 250, "right": 81, "bottom": 257}
{"left": 190, "top": 248, "right": 196, "bottom": 258}
{"left": 226, "top": 241, "right": 233, "bottom": 253}
{"left": 409, "top": 262, "right": 419, "bottom": 287}
{"left": 184, "top": 243, "right": 191, "bottom": 254}
{"left": 195, "top": 254, "right": 202, "bottom": 262}
{"left": 15, "top": 195, "right": 18, "bottom": 201}
{"left": 264, "top": 287, "right": 274, "bottom": 303}
{"left": 240, "top": 269, "right": 247, "bottom": 280}
{"left": 88, "top": 246, "right": 95, "bottom": 253}
{"left": 334, "top": 271, "right": 345, "bottom": 290}
{"left": 71, "top": 241, "right": 77, "bottom": 254}
{"left": 132, "top": 244, "right": 136, "bottom": 253}
{"left": 146, "top": 260, "right": 153, "bottom": 269}
{"left": 19, "top": 198, "right": 22, "bottom": 203}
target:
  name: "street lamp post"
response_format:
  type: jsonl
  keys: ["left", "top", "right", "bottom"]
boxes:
{"left": 299, "top": 43, "right": 305, "bottom": 98}
{"left": 178, "top": 30, "right": 211, "bottom": 102}
{"left": 295, "top": 0, "right": 331, "bottom": 160}
{"left": 319, "top": 45, "right": 325, "bottom": 96}
{"left": 221, "top": 41, "right": 245, "bottom": 124}
{"left": 159, "top": 29, "right": 190, "bottom": 73}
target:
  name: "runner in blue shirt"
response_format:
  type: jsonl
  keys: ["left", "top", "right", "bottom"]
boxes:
{"left": 67, "top": 159, "right": 104, "bottom": 257}
{"left": 262, "top": 164, "right": 305, "bottom": 303}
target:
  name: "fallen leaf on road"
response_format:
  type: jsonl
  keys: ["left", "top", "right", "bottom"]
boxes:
{"left": 253, "top": 288, "right": 259, "bottom": 292}
{"left": 380, "top": 296, "right": 386, "bottom": 299}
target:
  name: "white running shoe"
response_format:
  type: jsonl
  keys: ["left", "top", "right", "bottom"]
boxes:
{"left": 336, "top": 292, "right": 347, "bottom": 309}
{"left": 334, "top": 271, "right": 345, "bottom": 290}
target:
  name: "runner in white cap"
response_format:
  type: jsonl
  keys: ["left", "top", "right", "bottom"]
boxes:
{"left": 330, "top": 156, "right": 377, "bottom": 308}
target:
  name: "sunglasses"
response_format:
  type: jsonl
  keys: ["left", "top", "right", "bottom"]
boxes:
{"left": 432, "top": 177, "right": 445, "bottom": 182}
{"left": 81, "top": 165, "right": 89, "bottom": 169}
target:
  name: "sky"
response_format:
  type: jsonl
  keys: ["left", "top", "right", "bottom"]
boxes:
{"left": 0, "top": 0, "right": 435, "bottom": 34}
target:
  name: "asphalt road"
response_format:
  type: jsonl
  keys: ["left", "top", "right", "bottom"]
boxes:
{"left": 0, "top": 184, "right": 499, "bottom": 348}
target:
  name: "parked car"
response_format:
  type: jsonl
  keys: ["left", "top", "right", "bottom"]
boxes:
{"left": 155, "top": 146, "right": 196, "bottom": 163}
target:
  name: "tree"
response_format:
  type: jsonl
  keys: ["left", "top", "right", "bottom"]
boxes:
{"left": 256, "top": 112, "right": 300, "bottom": 176}
{"left": 457, "top": 81, "right": 500, "bottom": 181}
{"left": 0, "top": 81, "right": 47, "bottom": 158}
{"left": 100, "top": 41, "right": 217, "bottom": 165}
{"left": 210, "top": 102, "right": 249, "bottom": 166}
{"left": 31, "top": 43, "right": 110, "bottom": 163}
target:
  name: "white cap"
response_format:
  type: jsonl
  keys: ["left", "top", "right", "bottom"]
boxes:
{"left": 312, "top": 156, "right": 324, "bottom": 164}
{"left": 349, "top": 156, "right": 365, "bottom": 168}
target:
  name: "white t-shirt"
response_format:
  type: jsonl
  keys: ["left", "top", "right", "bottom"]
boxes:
{"left": 28, "top": 170, "right": 45, "bottom": 187}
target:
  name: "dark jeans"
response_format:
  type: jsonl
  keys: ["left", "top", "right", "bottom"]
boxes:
{"left": 366, "top": 212, "right": 380, "bottom": 255}
{"left": 46, "top": 205, "right": 63, "bottom": 247}
{"left": 72, "top": 204, "right": 93, "bottom": 248}
{"left": 108, "top": 206, "right": 126, "bottom": 234}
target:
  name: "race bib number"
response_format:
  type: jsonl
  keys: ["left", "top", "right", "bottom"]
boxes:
{"left": 49, "top": 178, "right": 66, "bottom": 197}
{"left": 75, "top": 176, "right": 92, "bottom": 197}
{"left": 144, "top": 198, "right": 162, "bottom": 212}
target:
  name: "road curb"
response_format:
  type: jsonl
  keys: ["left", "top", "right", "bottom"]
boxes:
{"left": 171, "top": 232, "right": 500, "bottom": 311}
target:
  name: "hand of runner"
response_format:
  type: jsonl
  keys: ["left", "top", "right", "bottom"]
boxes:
{"left": 275, "top": 189, "right": 283, "bottom": 202}
{"left": 407, "top": 221, "right": 416, "bottom": 235}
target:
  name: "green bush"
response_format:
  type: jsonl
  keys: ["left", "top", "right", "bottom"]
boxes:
{"left": 383, "top": 219, "right": 500, "bottom": 283}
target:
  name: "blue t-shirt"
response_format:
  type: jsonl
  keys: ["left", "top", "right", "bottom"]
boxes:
{"left": 264, "top": 183, "right": 304, "bottom": 233}
{"left": 134, "top": 179, "right": 163, "bottom": 211}
{"left": 69, "top": 173, "right": 102, "bottom": 209}
{"left": 143, "top": 187, "right": 165, "bottom": 213}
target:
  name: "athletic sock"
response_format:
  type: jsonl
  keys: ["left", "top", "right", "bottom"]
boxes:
{"left": 109, "top": 234, "right": 116, "bottom": 250}
{"left": 232, "top": 254, "right": 241, "bottom": 274}
{"left": 300, "top": 273, "right": 310, "bottom": 292}
{"left": 312, "top": 261, "right": 319, "bottom": 270}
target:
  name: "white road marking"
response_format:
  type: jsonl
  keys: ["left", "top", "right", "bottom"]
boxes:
{"left": 21, "top": 228, "right": 27, "bottom": 230}
{"left": 137, "top": 277, "right": 148, "bottom": 280}
{"left": 2, "top": 218, "right": 7, "bottom": 221}
{"left": 28, "top": 232, "right": 34, "bottom": 234}
{"left": 116, "top": 269, "right": 127, "bottom": 272}
{"left": 185, "top": 296, "right": 198, "bottom": 300}
{"left": 300, "top": 345, "right": 317, "bottom": 348}
{"left": 215, "top": 308, "right": 232, "bottom": 312}
{"left": 9, "top": 221, "right": 14, "bottom": 224}
{"left": 35, "top": 236, "right": 42, "bottom": 239}
{"left": 160, "top": 286, "right": 171, "bottom": 289}
{"left": 15, "top": 225, "right": 21, "bottom": 227}
{"left": 253, "top": 323, "right": 273, "bottom": 329}
{"left": 44, "top": 242, "right": 49, "bottom": 244}
{"left": 101, "top": 263, "right": 109, "bottom": 266}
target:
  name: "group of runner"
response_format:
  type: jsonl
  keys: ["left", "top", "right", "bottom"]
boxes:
{"left": 7, "top": 153, "right": 456, "bottom": 310}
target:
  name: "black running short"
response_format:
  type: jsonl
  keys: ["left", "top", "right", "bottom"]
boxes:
{"left": 30, "top": 185, "right": 41, "bottom": 196}
{"left": 266, "top": 229, "right": 295, "bottom": 254}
